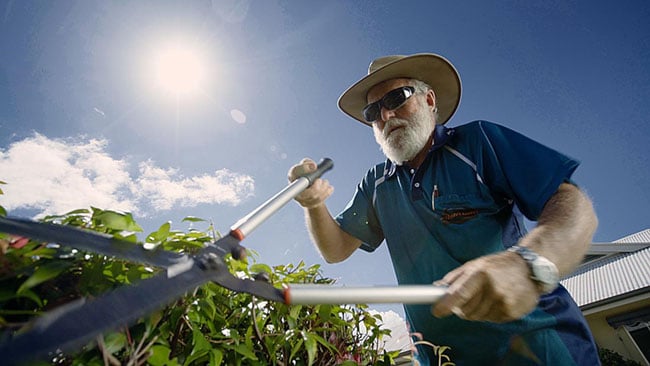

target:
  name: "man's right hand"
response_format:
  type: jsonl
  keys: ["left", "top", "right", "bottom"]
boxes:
{"left": 288, "top": 158, "right": 360, "bottom": 263}
{"left": 288, "top": 158, "right": 334, "bottom": 209}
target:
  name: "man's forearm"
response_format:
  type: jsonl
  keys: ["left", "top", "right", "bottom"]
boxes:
{"left": 518, "top": 183, "right": 598, "bottom": 276}
{"left": 304, "top": 205, "right": 361, "bottom": 263}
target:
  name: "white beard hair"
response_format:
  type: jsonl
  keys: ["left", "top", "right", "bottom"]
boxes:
{"left": 373, "top": 102, "right": 435, "bottom": 165}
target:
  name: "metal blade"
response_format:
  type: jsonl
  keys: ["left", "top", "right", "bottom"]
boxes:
{"left": 0, "top": 216, "right": 187, "bottom": 268}
{"left": 1, "top": 263, "right": 209, "bottom": 365}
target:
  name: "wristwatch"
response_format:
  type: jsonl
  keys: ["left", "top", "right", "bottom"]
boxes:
{"left": 507, "top": 245, "right": 559, "bottom": 294}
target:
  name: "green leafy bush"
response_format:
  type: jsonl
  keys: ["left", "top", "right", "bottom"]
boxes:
{"left": 0, "top": 201, "right": 401, "bottom": 365}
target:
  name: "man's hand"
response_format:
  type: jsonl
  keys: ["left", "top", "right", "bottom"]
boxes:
{"left": 288, "top": 158, "right": 334, "bottom": 209}
{"left": 432, "top": 183, "right": 597, "bottom": 323}
{"left": 287, "top": 158, "right": 359, "bottom": 263}
{"left": 432, "top": 251, "right": 541, "bottom": 323}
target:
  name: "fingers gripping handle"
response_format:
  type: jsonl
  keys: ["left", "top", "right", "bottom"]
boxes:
{"left": 303, "top": 158, "right": 334, "bottom": 186}
{"left": 230, "top": 158, "right": 333, "bottom": 240}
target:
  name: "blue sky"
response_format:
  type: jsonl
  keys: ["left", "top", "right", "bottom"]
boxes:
{"left": 1, "top": 1, "right": 649, "bottom": 318}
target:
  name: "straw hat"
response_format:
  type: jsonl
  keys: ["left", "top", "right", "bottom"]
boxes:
{"left": 338, "top": 53, "right": 462, "bottom": 127}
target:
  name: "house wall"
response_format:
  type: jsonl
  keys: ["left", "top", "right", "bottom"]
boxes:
{"left": 583, "top": 296, "right": 650, "bottom": 364}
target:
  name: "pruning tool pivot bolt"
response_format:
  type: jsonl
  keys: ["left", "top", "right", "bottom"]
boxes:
{"left": 232, "top": 246, "right": 247, "bottom": 260}
{"left": 197, "top": 253, "right": 222, "bottom": 271}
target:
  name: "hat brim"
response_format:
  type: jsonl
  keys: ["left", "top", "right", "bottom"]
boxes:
{"left": 338, "top": 53, "right": 461, "bottom": 127}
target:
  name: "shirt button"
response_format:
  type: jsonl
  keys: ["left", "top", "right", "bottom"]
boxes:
{"left": 410, "top": 169, "right": 415, "bottom": 174}
{"left": 414, "top": 182, "right": 420, "bottom": 188}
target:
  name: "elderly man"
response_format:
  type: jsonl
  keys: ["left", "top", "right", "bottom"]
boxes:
{"left": 289, "top": 53, "right": 599, "bottom": 365}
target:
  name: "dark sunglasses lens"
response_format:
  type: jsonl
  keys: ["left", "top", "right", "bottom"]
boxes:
{"left": 383, "top": 88, "right": 408, "bottom": 109}
{"left": 363, "top": 102, "right": 381, "bottom": 122}
{"left": 362, "top": 87, "right": 414, "bottom": 122}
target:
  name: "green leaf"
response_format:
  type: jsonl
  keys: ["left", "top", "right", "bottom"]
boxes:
{"left": 182, "top": 216, "right": 206, "bottom": 223}
{"left": 114, "top": 232, "right": 138, "bottom": 242}
{"left": 198, "top": 298, "right": 216, "bottom": 319}
{"left": 318, "top": 304, "right": 332, "bottom": 323}
{"left": 303, "top": 332, "right": 317, "bottom": 366}
{"left": 149, "top": 344, "right": 180, "bottom": 366}
{"left": 94, "top": 210, "right": 143, "bottom": 232}
{"left": 183, "top": 349, "right": 209, "bottom": 366}
{"left": 289, "top": 305, "right": 302, "bottom": 320}
{"left": 23, "top": 246, "right": 57, "bottom": 259}
{"left": 233, "top": 344, "right": 258, "bottom": 360}
{"left": 126, "top": 265, "right": 148, "bottom": 283}
{"left": 147, "top": 222, "right": 171, "bottom": 243}
{"left": 103, "top": 332, "right": 127, "bottom": 354}
{"left": 109, "top": 261, "right": 125, "bottom": 278}
{"left": 15, "top": 289, "right": 44, "bottom": 307}
{"left": 310, "top": 333, "right": 336, "bottom": 354}
{"left": 287, "top": 305, "right": 301, "bottom": 329}
{"left": 17, "top": 261, "right": 71, "bottom": 294}
{"left": 147, "top": 345, "right": 169, "bottom": 365}
{"left": 192, "top": 328, "right": 212, "bottom": 353}
{"left": 209, "top": 349, "right": 223, "bottom": 365}
{"left": 289, "top": 338, "right": 304, "bottom": 361}
{"left": 249, "top": 263, "right": 273, "bottom": 277}
{"left": 64, "top": 208, "right": 91, "bottom": 216}
{"left": 244, "top": 325, "right": 253, "bottom": 350}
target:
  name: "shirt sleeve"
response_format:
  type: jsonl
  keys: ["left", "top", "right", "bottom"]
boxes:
{"left": 334, "top": 165, "right": 385, "bottom": 252}
{"left": 476, "top": 121, "right": 580, "bottom": 220}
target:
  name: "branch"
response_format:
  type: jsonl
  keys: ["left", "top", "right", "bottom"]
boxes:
{"left": 251, "top": 296, "right": 283, "bottom": 366}
{"left": 96, "top": 334, "right": 121, "bottom": 366}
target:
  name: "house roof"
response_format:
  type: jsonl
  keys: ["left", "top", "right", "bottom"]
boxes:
{"left": 560, "top": 229, "right": 650, "bottom": 308}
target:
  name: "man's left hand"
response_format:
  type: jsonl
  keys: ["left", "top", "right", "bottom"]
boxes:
{"left": 431, "top": 251, "right": 541, "bottom": 323}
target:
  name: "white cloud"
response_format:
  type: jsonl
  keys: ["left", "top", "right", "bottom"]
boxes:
{"left": 0, "top": 134, "right": 254, "bottom": 217}
{"left": 136, "top": 161, "right": 254, "bottom": 210}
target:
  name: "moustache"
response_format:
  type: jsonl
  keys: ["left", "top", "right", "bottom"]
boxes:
{"left": 381, "top": 119, "right": 409, "bottom": 139}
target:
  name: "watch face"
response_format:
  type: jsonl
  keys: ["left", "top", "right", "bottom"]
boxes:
{"left": 532, "top": 256, "right": 560, "bottom": 292}
{"left": 508, "top": 246, "right": 559, "bottom": 293}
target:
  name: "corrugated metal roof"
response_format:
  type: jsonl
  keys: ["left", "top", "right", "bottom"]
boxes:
{"left": 616, "top": 229, "right": 650, "bottom": 243}
{"left": 561, "top": 229, "right": 650, "bottom": 308}
{"left": 587, "top": 242, "right": 649, "bottom": 254}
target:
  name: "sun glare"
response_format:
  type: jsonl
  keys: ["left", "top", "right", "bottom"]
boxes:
{"left": 153, "top": 42, "right": 206, "bottom": 97}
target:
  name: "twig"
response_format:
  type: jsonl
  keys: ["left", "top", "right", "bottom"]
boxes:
{"left": 251, "top": 296, "right": 283, "bottom": 366}
{"left": 134, "top": 335, "right": 159, "bottom": 366}
{"left": 96, "top": 334, "right": 121, "bottom": 366}
{"left": 169, "top": 299, "right": 189, "bottom": 358}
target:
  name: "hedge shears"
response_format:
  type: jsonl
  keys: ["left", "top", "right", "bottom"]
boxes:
{"left": 0, "top": 158, "right": 447, "bottom": 365}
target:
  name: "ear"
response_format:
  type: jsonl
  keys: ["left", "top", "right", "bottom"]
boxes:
{"left": 426, "top": 89, "right": 437, "bottom": 112}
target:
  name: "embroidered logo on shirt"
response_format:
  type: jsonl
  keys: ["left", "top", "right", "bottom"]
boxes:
{"left": 441, "top": 209, "right": 480, "bottom": 224}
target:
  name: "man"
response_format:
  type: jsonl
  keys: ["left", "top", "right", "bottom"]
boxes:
{"left": 288, "top": 53, "right": 599, "bottom": 365}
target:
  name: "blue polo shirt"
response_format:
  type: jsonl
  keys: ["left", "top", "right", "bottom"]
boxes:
{"left": 335, "top": 121, "right": 599, "bottom": 365}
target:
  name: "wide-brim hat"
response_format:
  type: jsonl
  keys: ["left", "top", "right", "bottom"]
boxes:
{"left": 338, "top": 53, "right": 462, "bottom": 127}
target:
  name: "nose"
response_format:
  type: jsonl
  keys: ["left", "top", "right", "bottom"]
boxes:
{"left": 379, "top": 106, "right": 396, "bottom": 123}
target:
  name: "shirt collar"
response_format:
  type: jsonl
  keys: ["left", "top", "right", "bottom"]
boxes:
{"left": 383, "top": 124, "right": 455, "bottom": 179}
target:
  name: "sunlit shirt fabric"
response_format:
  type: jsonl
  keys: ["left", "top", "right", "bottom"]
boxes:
{"left": 335, "top": 121, "right": 600, "bottom": 365}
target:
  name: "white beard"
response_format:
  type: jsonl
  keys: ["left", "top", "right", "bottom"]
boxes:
{"left": 373, "top": 102, "right": 435, "bottom": 165}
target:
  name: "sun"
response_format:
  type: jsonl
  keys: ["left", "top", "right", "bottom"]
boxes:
{"left": 152, "top": 41, "right": 207, "bottom": 98}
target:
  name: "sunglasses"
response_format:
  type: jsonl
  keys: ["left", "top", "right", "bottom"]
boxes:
{"left": 362, "top": 86, "right": 416, "bottom": 123}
